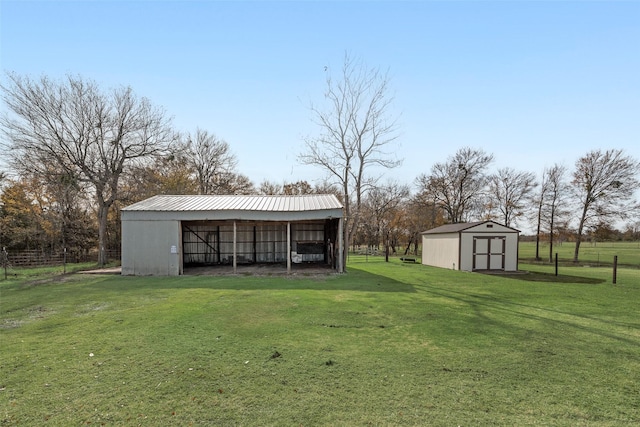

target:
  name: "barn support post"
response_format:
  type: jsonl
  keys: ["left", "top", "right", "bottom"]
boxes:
{"left": 338, "top": 217, "right": 344, "bottom": 272}
{"left": 233, "top": 221, "right": 237, "bottom": 274}
{"left": 178, "top": 221, "right": 184, "bottom": 275}
{"left": 216, "top": 226, "right": 221, "bottom": 264}
{"left": 253, "top": 225, "right": 257, "bottom": 263}
{"left": 287, "top": 221, "right": 291, "bottom": 273}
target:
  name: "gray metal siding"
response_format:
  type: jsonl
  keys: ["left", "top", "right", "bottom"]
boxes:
{"left": 122, "top": 220, "right": 181, "bottom": 276}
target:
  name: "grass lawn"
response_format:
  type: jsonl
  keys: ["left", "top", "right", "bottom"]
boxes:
{"left": 1, "top": 257, "right": 639, "bottom": 426}
{"left": 519, "top": 240, "right": 640, "bottom": 268}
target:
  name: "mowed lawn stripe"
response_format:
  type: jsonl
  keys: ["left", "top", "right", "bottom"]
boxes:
{"left": 1, "top": 257, "right": 639, "bottom": 425}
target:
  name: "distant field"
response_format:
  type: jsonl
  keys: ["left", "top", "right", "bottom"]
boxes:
{"left": 1, "top": 257, "right": 639, "bottom": 425}
{"left": 519, "top": 240, "right": 640, "bottom": 268}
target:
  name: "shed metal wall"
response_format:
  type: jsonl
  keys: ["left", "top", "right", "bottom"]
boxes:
{"left": 122, "top": 220, "right": 181, "bottom": 276}
{"left": 459, "top": 223, "right": 519, "bottom": 272}
{"left": 421, "top": 221, "right": 519, "bottom": 272}
{"left": 421, "top": 233, "right": 459, "bottom": 270}
{"left": 460, "top": 233, "right": 474, "bottom": 271}
{"left": 459, "top": 233, "right": 518, "bottom": 271}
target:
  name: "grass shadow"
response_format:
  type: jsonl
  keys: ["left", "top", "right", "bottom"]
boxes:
{"left": 413, "top": 279, "right": 639, "bottom": 347}
{"left": 486, "top": 270, "right": 605, "bottom": 284}
{"left": 91, "top": 268, "right": 417, "bottom": 293}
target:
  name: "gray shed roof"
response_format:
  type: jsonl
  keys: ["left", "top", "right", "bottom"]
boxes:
{"left": 422, "top": 220, "right": 519, "bottom": 234}
{"left": 122, "top": 194, "right": 343, "bottom": 213}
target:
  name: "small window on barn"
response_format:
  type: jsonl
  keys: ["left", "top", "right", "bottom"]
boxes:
{"left": 486, "top": 224, "right": 493, "bottom": 228}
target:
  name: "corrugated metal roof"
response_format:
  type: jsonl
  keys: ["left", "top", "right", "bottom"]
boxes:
{"left": 122, "top": 194, "right": 343, "bottom": 213}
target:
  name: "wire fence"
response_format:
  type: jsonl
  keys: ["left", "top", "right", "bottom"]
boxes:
{"left": 1, "top": 249, "right": 121, "bottom": 268}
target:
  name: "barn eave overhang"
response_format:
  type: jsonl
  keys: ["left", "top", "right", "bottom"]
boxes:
{"left": 121, "top": 209, "right": 343, "bottom": 222}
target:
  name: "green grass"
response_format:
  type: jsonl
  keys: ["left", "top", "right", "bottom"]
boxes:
{"left": 0, "top": 262, "right": 107, "bottom": 281}
{"left": 519, "top": 240, "right": 640, "bottom": 268}
{"left": 2, "top": 257, "right": 639, "bottom": 425}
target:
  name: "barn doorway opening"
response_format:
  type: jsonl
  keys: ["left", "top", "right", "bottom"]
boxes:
{"left": 181, "top": 218, "right": 341, "bottom": 272}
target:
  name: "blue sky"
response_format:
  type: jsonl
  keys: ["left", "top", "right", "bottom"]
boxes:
{"left": 1, "top": 0, "right": 639, "bottom": 190}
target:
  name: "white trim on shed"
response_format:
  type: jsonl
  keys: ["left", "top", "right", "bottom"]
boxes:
{"left": 421, "top": 220, "right": 520, "bottom": 272}
{"left": 121, "top": 194, "right": 344, "bottom": 276}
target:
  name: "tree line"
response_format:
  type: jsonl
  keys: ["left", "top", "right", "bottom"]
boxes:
{"left": 352, "top": 147, "right": 640, "bottom": 265}
{"left": 1, "top": 60, "right": 639, "bottom": 266}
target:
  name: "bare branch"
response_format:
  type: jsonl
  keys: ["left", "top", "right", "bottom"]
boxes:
{"left": 298, "top": 53, "right": 401, "bottom": 266}
{"left": 0, "top": 72, "right": 174, "bottom": 264}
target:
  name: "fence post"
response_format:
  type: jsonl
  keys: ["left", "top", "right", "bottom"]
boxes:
{"left": 2, "top": 247, "right": 7, "bottom": 280}
{"left": 613, "top": 255, "right": 618, "bottom": 285}
{"left": 555, "top": 253, "right": 558, "bottom": 277}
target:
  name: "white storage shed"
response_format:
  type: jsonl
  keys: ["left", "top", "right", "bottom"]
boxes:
{"left": 421, "top": 220, "right": 519, "bottom": 272}
{"left": 121, "top": 194, "right": 344, "bottom": 276}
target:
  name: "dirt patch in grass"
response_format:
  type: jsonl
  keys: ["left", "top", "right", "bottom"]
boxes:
{"left": 1, "top": 319, "right": 24, "bottom": 329}
{"left": 19, "top": 274, "right": 75, "bottom": 289}
{"left": 78, "top": 266, "right": 122, "bottom": 275}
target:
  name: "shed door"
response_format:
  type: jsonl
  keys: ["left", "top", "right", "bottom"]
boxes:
{"left": 473, "top": 236, "right": 505, "bottom": 271}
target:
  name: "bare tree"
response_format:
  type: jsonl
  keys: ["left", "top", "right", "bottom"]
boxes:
{"left": 532, "top": 164, "right": 569, "bottom": 262}
{"left": 124, "top": 151, "right": 197, "bottom": 201}
{"left": 571, "top": 149, "right": 640, "bottom": 263}
{"left": 416, "top": 147, "right": 494, "bottom": 223}
{"left": 536, "top": 165, "right": 569, "bottom": 262}
{"left": 312, "top": 179, "right": 342, "bottom": 200}
{"left": 487, "top": 167, "right": 537, "bottom": 227}
{"left": 259, "top": 179, "right": 340, "bottom": 197}
{"left": 214, "top": 172, "right": 255, "bottom": 195}
{"left": 185, "top": 129, "right": 238, "bottom": 195}
{"left": 0, "top": 73, "right": 174, "bottom": 265}
{"left": 299, "top": 53, "right": 401, "bottom": 265}
{"left": 258, "top": 180, "right": 282, "bottom": 195}
{"left": 402, "top": 193, "right": 444, "bottom": 255}
{"left": 283, "top": 180, "right": 314, "bottom": 195}
{"left": 359, "top": 181, "right": 409, "bottom": 261}
{"left": 532, "top": 170, "right": 550, "bottom": 261}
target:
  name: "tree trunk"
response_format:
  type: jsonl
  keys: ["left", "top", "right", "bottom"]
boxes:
{"left": 534, "top": 202, "right": 542, "bottom": 261}
{"left": 342, "top": 189, "right": 350, "bottom": 270}
{"left": 404, "top": 237, "right": 412, "bottom": 256}
{"left": 548, "top": 207, "right": 555, "bottom": 263}
{"left": 573, "top": 202, "right": 589, "bottom": 263}
{"left": 384, "top": 232, "right": 389, "bottom": 262}
{"left": 573, "top": 238, "right": 582, "bottom": 264}
{"left": 97, "top": 202, "right": 109, "bottom": 266}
